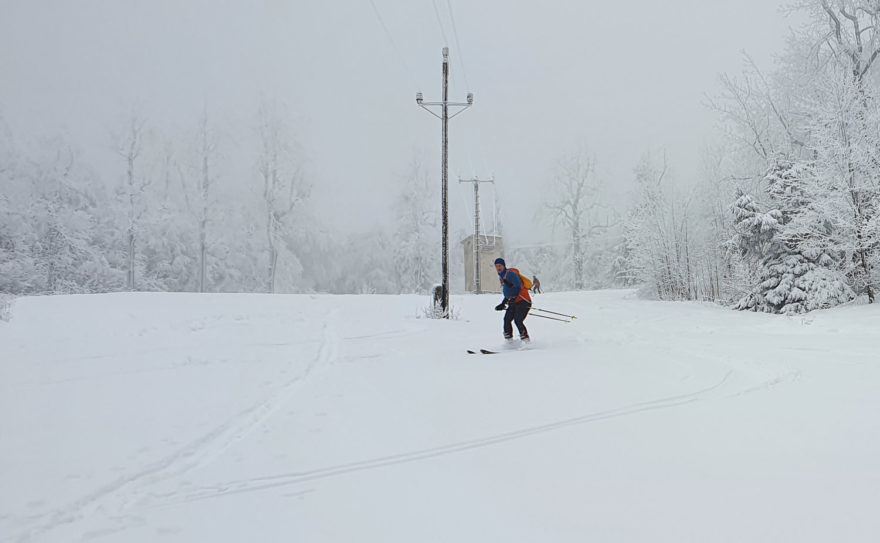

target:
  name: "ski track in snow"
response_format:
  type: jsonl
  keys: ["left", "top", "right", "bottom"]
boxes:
{"left": 158, "top": 369, "right": 737, "bottom": 505}
{"left": 9, "top": 312, "right": 340, "bottom": 543}
{"left": 13, "top": 301, "right": 806, "bottom": 539}
{"left": 3, "top": 291, "right": 877, "bottom": 542}
{"left": 156, "top": 352, "right": 805, "bottom": 507}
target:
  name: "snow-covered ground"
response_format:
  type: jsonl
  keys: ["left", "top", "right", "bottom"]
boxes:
{"left": 1, "top": 290, "right": 879, "bottom": 542}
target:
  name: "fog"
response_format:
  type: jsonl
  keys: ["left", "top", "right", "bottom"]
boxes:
{"left": 1, "top": 0, "right": 800, "bottom": 245}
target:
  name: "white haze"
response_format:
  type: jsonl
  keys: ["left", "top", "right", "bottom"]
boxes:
{"left": 0, "top": 0, "right": 801, "bottom": 245}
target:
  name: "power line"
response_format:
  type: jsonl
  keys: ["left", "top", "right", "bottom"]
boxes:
{"left": 429, "top": 0, "right": 460, "bottom": 92}
{"left": 430, "top": 0, "right": 450, "bottom": 46}
{"left": 445, "top": 0, "right": 471, "bottom": 91}
{"left": 368, "top": 0, "right": 418, "bottom": 87}
{"left": 437, "top": 0, "right": 478, "bottom": 197}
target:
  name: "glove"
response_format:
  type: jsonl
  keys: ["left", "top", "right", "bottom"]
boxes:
{"left": 495, "top": 301, "right": 507, "bottom": 311}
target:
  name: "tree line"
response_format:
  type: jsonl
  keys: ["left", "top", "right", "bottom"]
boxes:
{"left": 539, "top": 0, "right": 879, "bottom": 314}
{"left": 3, "top": 1, "right": 877, "bottom": 316}
{"left": 0, "top": 102, "right": 456, "bottom": 297}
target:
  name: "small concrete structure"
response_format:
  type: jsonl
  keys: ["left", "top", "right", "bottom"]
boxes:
{"left": 461, "top": 235, "right": 503, "bottom": 293}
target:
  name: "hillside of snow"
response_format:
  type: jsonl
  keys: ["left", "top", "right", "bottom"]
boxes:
{"left": 1, "top": 290, "right": 879, "bottom": 542}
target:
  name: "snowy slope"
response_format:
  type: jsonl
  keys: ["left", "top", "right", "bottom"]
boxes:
{"left": 1, "top": 290, "right": 879, "bottom": 542}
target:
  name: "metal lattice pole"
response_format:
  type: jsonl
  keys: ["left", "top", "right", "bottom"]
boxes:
{"left": 459, "top": 177, "right": 494, "bottom": 294}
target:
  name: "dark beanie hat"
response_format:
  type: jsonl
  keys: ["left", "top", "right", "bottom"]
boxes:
{"left": 494, "top": 258, "right": 505, "bottom": 267}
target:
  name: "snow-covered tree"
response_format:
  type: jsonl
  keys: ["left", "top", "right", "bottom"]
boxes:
{"left": 114, "top": 112, "right": 151, "bottom": 291}
{"left": 710, "top": 0, "right": 880, "bottom": 311}
{"left": 392, "top": 155, "right": 438, "bottom": 294}
{"left": 0, "top": 122, "right": 35, "bottom": 293}
{"left": 21, "top": 139, "right": 123, "bottom": 293}
{"left": 139, "top": 141, "right": 199, "bottom": 292}
{"left": 256, "top": 100, "right": 311, "bottom": 293}
{"left": 732, "top": 161, "right": 854, "bottom": 314}
{"left": 621, "top": 148, "right": 735, "bottom": 302}
{"left": 540, "top": 149, "right": 613, "bottom": 290}
{"left": 622, "top": 154, "right": 682, "bottom": 299}
{"left": 805, "top": 0, "right": 880, "bottom": 302}
{"left": 175, "top": 108, "right": 221, "bottom": 292}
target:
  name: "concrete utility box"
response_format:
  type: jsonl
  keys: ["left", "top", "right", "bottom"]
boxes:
{"left": 461, "top": 235, "right": 503, "bottom": 293}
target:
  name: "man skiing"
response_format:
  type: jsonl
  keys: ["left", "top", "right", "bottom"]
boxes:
{"left": 494, "top": 258, "right": 531, "bottom": 343}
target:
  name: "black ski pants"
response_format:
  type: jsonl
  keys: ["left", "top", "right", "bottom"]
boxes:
{"left": 503, "top": 299, "right": 531, "bottom": 339}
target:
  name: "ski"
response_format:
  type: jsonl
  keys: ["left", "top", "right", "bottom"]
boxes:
{"left": 466, "top": 349, "right": 499, "bottom": 354}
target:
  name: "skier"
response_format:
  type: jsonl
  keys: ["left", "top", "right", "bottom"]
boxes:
{"left": 531, "top": 276, "right": 542, "bottom": 294}
{"left": 493, "top": 258, "right": 531, "bottom": 342}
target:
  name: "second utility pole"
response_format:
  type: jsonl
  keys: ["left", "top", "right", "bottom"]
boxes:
{"left": 459, "top": 177, "right": 494, "bottom": 294}
{"left": 417, "top": 47, "right": 473, "bottom": 317}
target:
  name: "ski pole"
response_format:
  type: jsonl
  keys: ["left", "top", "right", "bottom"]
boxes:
{"left": 530, "top": 313, "right": 571, "bottom": 323}
{"left": 531, "top": 307, "right": 576, "bottom": 320}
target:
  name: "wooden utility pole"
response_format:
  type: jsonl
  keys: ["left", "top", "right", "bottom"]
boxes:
{"left": 417, "top": 47, "right": 473, "bottom": 317}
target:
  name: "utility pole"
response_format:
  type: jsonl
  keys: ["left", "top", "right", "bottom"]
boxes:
{"left": 417, "top": 47, "right": 473, "bottom": 317}
{"left": 459, "top": 177, "right": 494, "bottom": 294}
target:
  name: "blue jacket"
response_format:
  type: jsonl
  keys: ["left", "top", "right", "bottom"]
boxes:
{"left": 499, "top": 268, "right": 522, "bottom": 301}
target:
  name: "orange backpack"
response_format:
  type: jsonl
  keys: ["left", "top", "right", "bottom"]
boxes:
{"left": 509, "top": 268, "right": 533, "bottom": 291}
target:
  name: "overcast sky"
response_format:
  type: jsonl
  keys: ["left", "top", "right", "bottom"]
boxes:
{"left": 0, "top": 0, "right": 803, "bottom": 245}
